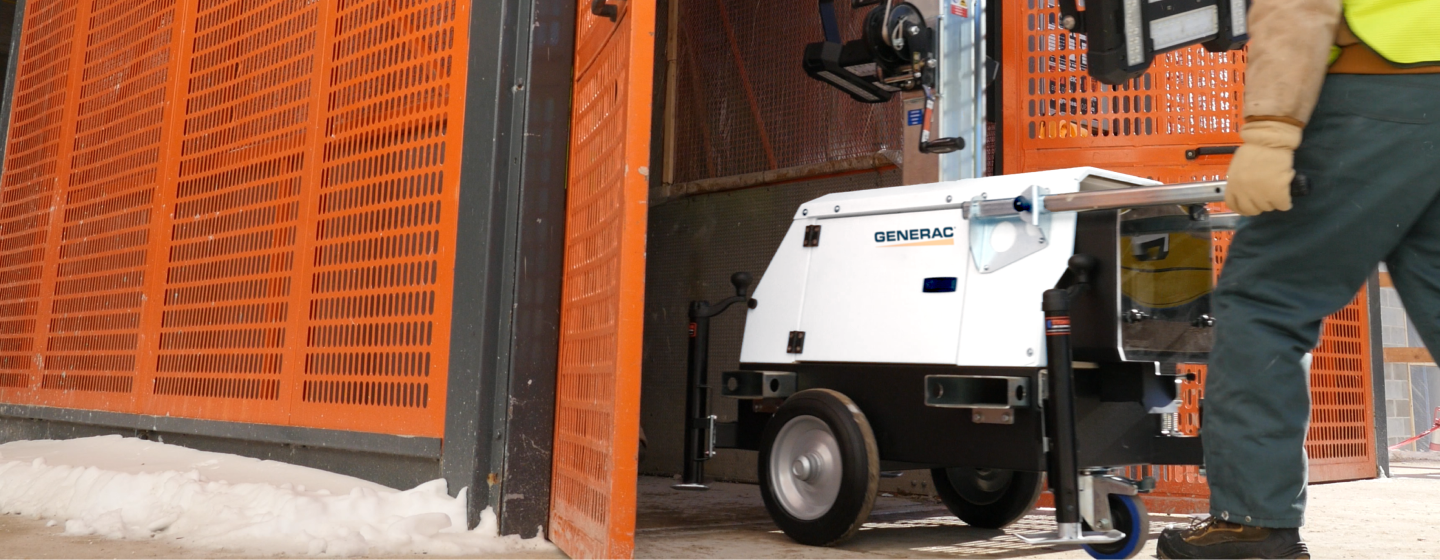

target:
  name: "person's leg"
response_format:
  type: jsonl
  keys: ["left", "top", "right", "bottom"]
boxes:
{"left": 1204, "top": 73, "right": 1440, "bottom": 528}
{"left": 1160, "top": 74, "right": 1440, "bottom": 560}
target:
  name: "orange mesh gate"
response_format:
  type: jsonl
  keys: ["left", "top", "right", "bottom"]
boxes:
{"left": 1003, "top": 0, "right": 1377, "bottom": 512}
{"left": 0, "top": 0, "right": 471, "bottom": 438}
{"left": 548, "top": 0, "right": 653, "bottom": 558}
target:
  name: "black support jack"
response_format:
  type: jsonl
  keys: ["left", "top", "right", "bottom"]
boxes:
{"left": 675, "top": 272, "right": 756, "bottom": 490}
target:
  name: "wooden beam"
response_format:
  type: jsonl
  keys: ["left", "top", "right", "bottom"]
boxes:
{"left": 661, "top": 0, "right": 679, "bottom": 186}
{"left": 1383, "top": 346, "right": 1433, "bottom": 364}
{"left": 658, "top": 150, "right": 901, "bottom": 202}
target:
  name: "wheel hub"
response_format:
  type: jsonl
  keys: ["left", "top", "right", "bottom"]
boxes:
{"left": 791, "top": 453, "right": 822, "bottom": 481}
{"left": 769, "top": 415, "right": 843, "bottom": 521}
{"left": 946, "top": 466, "right": 1015, "bottom": 506}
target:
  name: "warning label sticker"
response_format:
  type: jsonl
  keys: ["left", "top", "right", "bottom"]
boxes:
{"left": 950, "top": 0, "right": 969, "bottom": 18}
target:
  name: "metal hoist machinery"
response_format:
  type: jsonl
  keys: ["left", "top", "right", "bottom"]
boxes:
{"left": 803, "top": 0, "right": 989, "bottom": 180}
{"left": 671, "top": 1, "right": 1255, "bottom": 558}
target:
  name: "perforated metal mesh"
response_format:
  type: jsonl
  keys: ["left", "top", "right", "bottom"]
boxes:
{"left": 156, "top": 0, "right": 310, "bottom": 422}
{"left": 1002, "top": 2, "right": 1378, "bottom": 510}
{"left": 294, "top": 0, "right": 462, "bottom": 435}
{"left": 672, "top": 0, "right": 901, "bottom": 183}
{"left": 549, "top": 2, "right": 650, "bottom": 558}
{"left": 0, "top": 0, "right": 468, "bottom": 438}
{"left": 1305, "top": 294, "right": 1376, "bottom": 481}
{"left": 1002, "top": 0, "right": 1244, "bottom": 173}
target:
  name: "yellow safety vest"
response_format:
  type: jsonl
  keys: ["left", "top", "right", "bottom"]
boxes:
{"left": 1343, "top": 0, "right": 1440, "bottom": 66}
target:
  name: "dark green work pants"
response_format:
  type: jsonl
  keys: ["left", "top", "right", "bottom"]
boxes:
{"left": 1207, "top": 73, "right": 1440, "bottom": 528}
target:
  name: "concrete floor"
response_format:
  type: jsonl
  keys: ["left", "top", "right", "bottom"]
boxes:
{"left": 1, "top": 462, "right": 1434, "bottom": 558}
{"left": 635, "top": 461, "right": 1440, "bottom": 559}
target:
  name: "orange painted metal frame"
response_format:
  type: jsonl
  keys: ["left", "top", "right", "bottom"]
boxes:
{"left": 548, "top": 0, "right": 653, "bottom": 557}
{"left": 0, "top": 0, "right": 472, "bottom": 438}
{"left": 1002, "top": 0, "right": 1377, "bottom": 512}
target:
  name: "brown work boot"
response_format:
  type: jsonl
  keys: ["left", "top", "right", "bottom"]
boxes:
{"left": 1156, "top": 516, "right": 1310, "bottom": 559}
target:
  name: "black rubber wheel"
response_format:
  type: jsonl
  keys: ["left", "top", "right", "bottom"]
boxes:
{"left": 930, "top": 466, "right": 1044, "bottom": 529}
{"left": 758, "top": 389, "right": 880, "bottom": 546}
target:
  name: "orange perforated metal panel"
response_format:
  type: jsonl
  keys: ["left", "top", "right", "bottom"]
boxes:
{"left": 289, "top": 0, "right": 466, "bottom": 436}
{"left": 1002, "top": 0, "right": 1244, "bottom": 175}
{"left": 548, "top": 0, "right": 653, "bottom": 558}
{"left": 1002, "top": 0, "right": 1378, "bottom": 510}
{"left": 0, "top": 0, "right": 470, "bottom": 438}
{"left": 147, "top": 0, "right": 309, "bottom": 425}
{"left": 0, "top": 0, "right": 174, "bottom": 415}
{"left": 1305, "top": 295, "right": 1376, "bottom": 481}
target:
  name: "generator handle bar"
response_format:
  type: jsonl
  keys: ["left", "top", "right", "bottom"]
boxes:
{"left": 1041, "top": 174, "right": 1309, "bottom": 214}
{"left": 963, "top": 175, "right": 1310, "bottom": 219}
{"left": 1042, "top": 180, "right": 1226, "bottom": 213}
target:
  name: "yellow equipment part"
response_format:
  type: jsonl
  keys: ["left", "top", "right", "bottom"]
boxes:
{"left": 1120, "top": 232, "right": 1213, "bottom": 309}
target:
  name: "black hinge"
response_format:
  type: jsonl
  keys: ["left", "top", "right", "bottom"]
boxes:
{"left": 786, "top": 331, "right": 806, "bottom": 353}
{"left": 803, "top": 225, "right": 821, "bottom": 247}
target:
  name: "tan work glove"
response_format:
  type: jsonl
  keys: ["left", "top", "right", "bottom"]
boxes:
{"left": 1225, "top": 120, "right": 1303, "bottom": 216}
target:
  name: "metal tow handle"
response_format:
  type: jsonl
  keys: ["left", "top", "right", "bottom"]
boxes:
{"left": 1041, "top": 174, "right": 1311, "bottom": 214}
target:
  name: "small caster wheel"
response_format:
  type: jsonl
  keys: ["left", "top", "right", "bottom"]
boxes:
{"left": 1083, "top": 494, "right": 1150, "bottom": 559}
{"left": 930, "top": 467, "right": 1043, "bottom": 529}
{"left": 758, "top": 389, "right": 879, "bottom": 546}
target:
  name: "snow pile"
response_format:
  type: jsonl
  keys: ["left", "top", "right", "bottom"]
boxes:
{"left": 0, "top": 436, "right": 556, "bottom": 556}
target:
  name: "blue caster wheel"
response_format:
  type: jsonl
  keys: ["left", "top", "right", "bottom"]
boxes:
{"left": 1082, "top": 494, "right": 1149, "bottom": 559}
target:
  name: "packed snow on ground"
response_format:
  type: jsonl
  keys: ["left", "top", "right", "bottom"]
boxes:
{"left": 0, "top": 435, "right": 555, "bottom": 556}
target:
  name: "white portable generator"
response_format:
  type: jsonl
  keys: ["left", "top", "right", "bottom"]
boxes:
{"left": 672, "top": 167, "right": 1308, "bottom": 558}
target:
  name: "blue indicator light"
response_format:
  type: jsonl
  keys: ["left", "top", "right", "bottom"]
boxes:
{"left": 923, "top": 277, "right": 958, "bottom": 293}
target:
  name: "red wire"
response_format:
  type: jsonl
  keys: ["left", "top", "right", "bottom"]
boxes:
{"left": 1388, "top": 409, "right": 1440, "bottom": 450}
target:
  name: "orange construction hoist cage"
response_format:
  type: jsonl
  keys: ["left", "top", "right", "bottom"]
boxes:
{"left": 0, "top": 0, "right": 1378, "bottom": 558}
